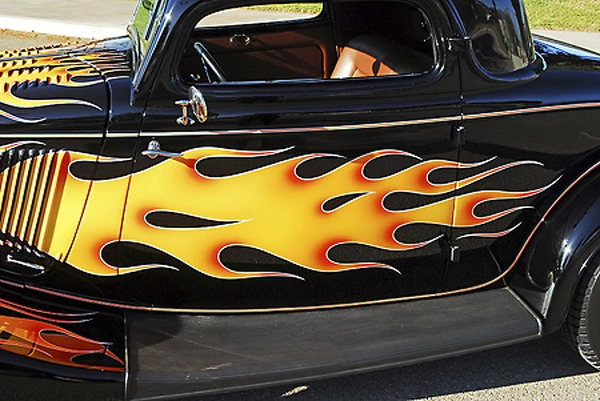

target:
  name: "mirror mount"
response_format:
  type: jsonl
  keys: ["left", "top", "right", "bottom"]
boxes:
{"left": 175, "top": 86, "right": 208, "bottom": 126}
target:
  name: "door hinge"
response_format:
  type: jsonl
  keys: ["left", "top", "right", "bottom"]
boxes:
{"left": 452, "top": 123, "right": 466, "bottom": 147}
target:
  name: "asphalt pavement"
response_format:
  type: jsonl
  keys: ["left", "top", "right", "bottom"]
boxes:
{"left": 1, "top": 1, "right": 600, "bottom": 400}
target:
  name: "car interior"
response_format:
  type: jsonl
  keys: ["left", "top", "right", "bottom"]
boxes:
{"left": 178, "top": 1, "right": 436, "bottom": 83}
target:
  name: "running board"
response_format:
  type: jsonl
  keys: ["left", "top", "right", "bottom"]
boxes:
{"left": 125, "top": 288, "right": 541, "bottom": 400}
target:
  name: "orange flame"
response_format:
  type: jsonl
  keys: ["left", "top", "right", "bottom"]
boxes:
{"left": 0, "top": 145, "right": 551, "bottom": 280}
{"left": 64, "top": 148, "right": 549, "bottom": 279}
{"left": 0, "top": 315, "right": 124, "bottom": 372}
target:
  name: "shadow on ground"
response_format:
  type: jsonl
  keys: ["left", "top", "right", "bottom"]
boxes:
{"left": 198, "top": 333, "right": 596, "bottom": 400}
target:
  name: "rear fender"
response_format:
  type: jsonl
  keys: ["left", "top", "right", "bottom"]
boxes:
{"left": 513, "top": 169, "right": 600, "bottom": 333}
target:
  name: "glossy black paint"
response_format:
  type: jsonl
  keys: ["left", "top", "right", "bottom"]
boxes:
{"left": 513, "top": 171, "right": 600, "bottom": 334}
{"left": 0, "top": 0, "right": 599, "bottom": 397}
{"left": 451, "top": 37, "right": 600, "bottom": 293}
{"left": 457, "top": 37, "right": 600, "bottom": 321}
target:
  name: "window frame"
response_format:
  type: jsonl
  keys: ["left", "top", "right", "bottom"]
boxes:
{"left": 176, "top": 0, "right": 441, "bottom": 87}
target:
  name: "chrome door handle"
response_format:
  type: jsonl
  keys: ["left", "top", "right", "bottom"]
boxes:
{"left": 142, "top": 140, "right": 183, "bottom": 159}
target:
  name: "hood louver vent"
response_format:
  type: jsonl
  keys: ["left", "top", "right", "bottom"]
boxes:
{"left": 0, "top": 144, "right": 55, "bottom": 274}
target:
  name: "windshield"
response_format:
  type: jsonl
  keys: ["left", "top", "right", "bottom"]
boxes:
{"left": 129, "top": 0, "right": 167, "bottom": 75}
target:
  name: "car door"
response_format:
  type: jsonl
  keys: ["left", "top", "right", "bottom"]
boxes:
{"left": 121, "top": 1, "right": 463, "bottom": 311}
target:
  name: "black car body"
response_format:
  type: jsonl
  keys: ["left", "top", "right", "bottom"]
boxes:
{"left": 1, "top": 0, "right": 600, "bottom": 399}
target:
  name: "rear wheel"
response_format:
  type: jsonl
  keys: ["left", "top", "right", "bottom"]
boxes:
{"left": 563, "top": 258, "right": 600, "bottom": 369}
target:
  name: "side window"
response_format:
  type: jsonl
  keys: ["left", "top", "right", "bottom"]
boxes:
{"left": 329, "top": 1, "right": 435, "bottom": 80}
{"left": 177, "top": 1, "right": 436, "bottom": 84}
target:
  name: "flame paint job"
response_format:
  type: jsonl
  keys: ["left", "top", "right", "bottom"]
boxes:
{"left": 0, "top": 295, "right": 123, "bottom": 372}
{"left": 0, "top": 42, "right": 129, "bottom": 124}
{"left": 0, "top": 315, "right": 124, "bottom": 372}
{"left": 0, "top": 143, "right": 552, "bottom": 280}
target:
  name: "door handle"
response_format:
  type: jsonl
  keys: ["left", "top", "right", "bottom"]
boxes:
{"left": 142, "top": 140, "right": 183, "bottom": 159}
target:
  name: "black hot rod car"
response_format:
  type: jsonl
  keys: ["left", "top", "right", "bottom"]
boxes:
{"left": 1, "top": 0, "right": 600, "bottom": 399}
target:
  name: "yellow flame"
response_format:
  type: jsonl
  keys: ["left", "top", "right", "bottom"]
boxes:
{"left": 64, "top": 148, "right": 547, "bottom": 279}
{"left": 0, "top": 145, "right": 550, "bottom": 280}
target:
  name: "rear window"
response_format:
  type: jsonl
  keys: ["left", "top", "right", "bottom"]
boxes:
{"left": 454, "top": 0, "right": 534, "bottom": 74}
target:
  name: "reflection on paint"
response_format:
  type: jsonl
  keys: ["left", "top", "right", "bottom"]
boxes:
{"left": 0, "top": 314, "right": 124, "bottom": 372}
{"left": 0, "top": 296, "right": 123, "bottom": 371}
{"left": 0, "top": 43, "right": 128, "bottom": 123}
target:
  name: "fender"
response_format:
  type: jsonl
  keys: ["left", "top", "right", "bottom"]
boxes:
{"left": 512, "top": 168, "right": 600, "bottom": 334}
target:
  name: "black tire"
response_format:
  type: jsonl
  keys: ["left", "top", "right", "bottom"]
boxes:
{"left": 563, "top": 259, "right": 600, "bottom": 369}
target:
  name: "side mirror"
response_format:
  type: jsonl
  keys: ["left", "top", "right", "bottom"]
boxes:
{"left": 189, "top": 86, "right": 208, "bottom": 123}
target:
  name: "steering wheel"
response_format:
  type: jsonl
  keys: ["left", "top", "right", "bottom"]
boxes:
{"left": 193, "top": 42, "right": 228, "bottom": 83}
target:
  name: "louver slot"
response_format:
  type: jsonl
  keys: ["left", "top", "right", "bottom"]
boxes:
{"left": 0, "top": 149, "right": 21, "bottom": 235}
{"left": 25, "top": 151, "right": 55, "bottom": 245}
{"left": 0, "top": 145, "right": 55, "bottom": 262}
